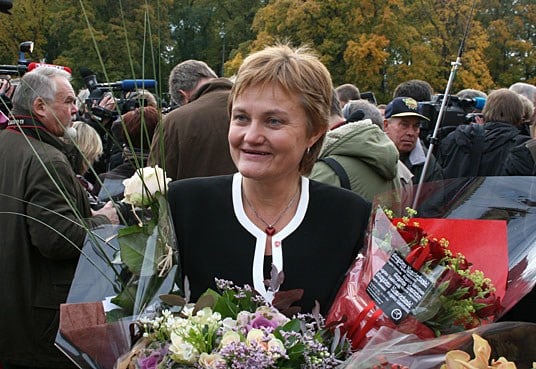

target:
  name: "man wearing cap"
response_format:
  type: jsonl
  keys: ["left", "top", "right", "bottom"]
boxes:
{"left": 383, "top": 97, "right": 443, "bottom": 184}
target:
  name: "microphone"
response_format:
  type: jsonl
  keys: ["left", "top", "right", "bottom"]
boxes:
{"left": 96, "top": 79, "right": 157, "bottom": 91}
{"left": 473, "top": 97, "right": 486, "bottom": 110}
{"left": 28, "top": 62, "right": 72, "bottom": 74}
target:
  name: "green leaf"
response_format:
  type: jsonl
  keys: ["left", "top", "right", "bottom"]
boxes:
{"left": 118, "top": 223, "right": 155, "bottom": 275}
{"left": 111, "top": 285, "right": 137, "bottom": 314}
{"left": 279, "top": 318, "right": 302, "bottom": 333}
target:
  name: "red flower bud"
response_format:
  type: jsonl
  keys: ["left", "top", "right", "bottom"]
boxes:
{"left": 459, "top": 276, "right": 476, "bottom": 299}
{"left": 396, "top": 224, "right": 425, "bottom": 246}
{"left": 427, "top": 239, "right": 446, "bottom": 264}
{"left": 474, "top": 293, "right": 502, "bottom": 318}
{"left": 442, "top": 269, "right": 464, "bottom": 296}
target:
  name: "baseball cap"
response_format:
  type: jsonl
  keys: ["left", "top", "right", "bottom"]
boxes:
{"left": 385, "top": 97, "right": 429, "bottom": 121}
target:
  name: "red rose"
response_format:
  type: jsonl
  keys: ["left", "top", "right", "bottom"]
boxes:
{"left": 474, "top": 293, "right": 502, "bottom": 318}
{"left": 396, "top": 224, "right": 425, "bottom": 246}
{"left": 441, "top": 269, "right": 465, "bottom": 296}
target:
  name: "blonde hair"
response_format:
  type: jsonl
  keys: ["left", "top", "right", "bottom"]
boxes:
{"left": 230, "top": 44, "right": 332, "bottom": 175}
{"left": 71, "top": 121, "right": 103, "bottom": 174}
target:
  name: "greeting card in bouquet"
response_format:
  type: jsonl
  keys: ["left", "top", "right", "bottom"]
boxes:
{"left": 327, "top": 207, "right": 509, "bottom": 349}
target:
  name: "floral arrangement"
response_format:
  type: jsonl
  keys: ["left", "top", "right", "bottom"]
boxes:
{"left": 115, "top": 277, "right": 351, "bottom": 369}
{"left": 327, "top": 207, "right": 504, "bottom": 349}
{"left": 385, "top": 207, "right": 501, "bottom": 334}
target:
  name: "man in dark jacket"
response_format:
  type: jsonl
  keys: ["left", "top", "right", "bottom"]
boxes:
{"left": 0, "top": 67, "right": 118, "bottom": 369}
{"left": 149, "top": 60, "right": 236, "bottom": 180}
{"left": 437, "top": 88, "right": 531, "bottom": 178}
{"left": 383, "top": 97, "right": 443, "bottom": 184}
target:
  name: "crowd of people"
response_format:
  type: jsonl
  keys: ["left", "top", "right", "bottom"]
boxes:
{"left": 0, "top": 44, "right": 535, "bottom": 369}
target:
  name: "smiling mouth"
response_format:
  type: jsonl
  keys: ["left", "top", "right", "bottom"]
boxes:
{"left": 243, "top": 149, "right": 270, "bottom": 155}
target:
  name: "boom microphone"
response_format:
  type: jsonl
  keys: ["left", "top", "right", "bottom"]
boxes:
{"left": 28, "top": 62, "right": 72, "bottom": 74}
{"left": 96, "top": 79, "right": 157, "bottom": 91}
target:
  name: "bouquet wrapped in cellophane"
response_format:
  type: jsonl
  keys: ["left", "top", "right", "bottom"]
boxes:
{"left": 55, "top": 166, "right": 181, "bottom": 369}
{"left": 327, "top": 177, "right": 536, "bottom": 350}
{"left": 338, "top": 321, "right": 536, "bottom": 369}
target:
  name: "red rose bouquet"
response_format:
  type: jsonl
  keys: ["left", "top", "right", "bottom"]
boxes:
{"left": 327, "top": 205, "right": 508, "bottom": 349}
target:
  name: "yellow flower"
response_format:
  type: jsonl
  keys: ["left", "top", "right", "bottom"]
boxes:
{"left": 441, "top": 334, "right": 517, "bottom": 369}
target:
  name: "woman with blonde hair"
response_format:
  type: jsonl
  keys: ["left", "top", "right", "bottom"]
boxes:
{"left": 168, "top": 44, "right": 371, "bottom": 314}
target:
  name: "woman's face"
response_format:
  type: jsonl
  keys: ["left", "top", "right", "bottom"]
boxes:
{"left": 229, "top": 83, "right": 322, "bottom": 182}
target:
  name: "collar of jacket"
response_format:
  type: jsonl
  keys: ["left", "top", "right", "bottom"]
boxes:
{"left": 7, "top": 115, "right": 83, "bottom": 173}
{"left": 190, "top": 77, "right": 233, "bottom": 102}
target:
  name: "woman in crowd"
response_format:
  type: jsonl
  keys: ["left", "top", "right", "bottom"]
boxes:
{"left": 168, "top": 44, "right": 371, "bottom": 314}
{"left": 94, "top": 105, "right": 159, "bottom": 199}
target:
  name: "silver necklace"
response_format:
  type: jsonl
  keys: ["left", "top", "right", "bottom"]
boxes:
{"left": 243, "top": 186, "right": 300, "bottom": 236}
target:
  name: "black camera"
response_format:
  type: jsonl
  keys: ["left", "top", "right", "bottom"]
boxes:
{"left": 419, "top": 94, "right": 486, "bottom": 144}
{"left": 81, "top": 67, "right": 157, "bottom": 119}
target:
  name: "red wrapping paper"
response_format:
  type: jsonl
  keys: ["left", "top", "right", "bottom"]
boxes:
{"left": 327, "top": 214, "right": 509, "bottom": 349}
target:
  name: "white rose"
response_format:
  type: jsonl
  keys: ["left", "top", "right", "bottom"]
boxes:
{"left": 169, "top": 331, "right": 199, "bottom": 364}
{"left": 198, "top": 352, "right": 225, "bottom": 369}
{"left": 267, "top": 337, "right": 286, "bottom": 357}
{"left": 220, "top": 330, "right": 241, "bottom": 348}
{"left": 221, "top": 317, "right": 237, "bottom": 333}
{"left": 122, "top": 165, "right": 171, "bottom": 207}
{"left": 246, "top": 328, "right": 265, "bottom": 345}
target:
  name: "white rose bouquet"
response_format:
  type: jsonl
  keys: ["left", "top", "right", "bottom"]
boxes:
{"left": 110, "top": 165, "right": 179, "bottom": 319}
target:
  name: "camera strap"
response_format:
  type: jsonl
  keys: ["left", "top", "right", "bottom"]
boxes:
{"left": 6, "top": 115, "right": 83, "bottom": 173}
{"left": 318, "top": 157, "right": 351, "bottom": 190}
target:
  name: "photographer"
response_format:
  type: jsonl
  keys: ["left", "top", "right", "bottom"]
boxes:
{"left": 78, "top": 92, "right": 124, "bottom": 178}
{"left": 437, "top": 88, "right": 531, "bottom": 178}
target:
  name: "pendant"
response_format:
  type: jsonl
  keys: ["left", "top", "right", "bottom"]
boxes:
{"left": 265, "top": 226, "right": 276, "bottom": 236}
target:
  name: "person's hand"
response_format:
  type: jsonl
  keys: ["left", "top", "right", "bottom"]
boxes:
{"left": 98, "top": 93, "right": 117, "bottom": 111}
{"left": 92, "top": 200, "right": 120, "bottom": 224}
{"left": 0, "top": 79, "right": 15, "bottom": 100}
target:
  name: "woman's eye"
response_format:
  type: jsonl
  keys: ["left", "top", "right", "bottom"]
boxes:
{"left": 267, "top": 117, "right": 282, "bottom": 126}
{"left": 232, "top": 114, "right": 248, "bottom": 122}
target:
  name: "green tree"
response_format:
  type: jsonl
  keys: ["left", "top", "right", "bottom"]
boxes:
{"left": 479, "top": 0, "right": 536, "bottom": 86}
{"left": 168, "top": 0, "right": 265, "bottom": 77}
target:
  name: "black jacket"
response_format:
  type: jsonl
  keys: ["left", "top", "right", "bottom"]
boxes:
{"left": 502, "top": 138, "right": 536, "bottom": 176}
{"left": 437, "top": 122, "right": 531, "bottom": 179}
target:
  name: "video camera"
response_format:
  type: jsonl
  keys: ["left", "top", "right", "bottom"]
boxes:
{"left": 418, "top": 94, "right": 486, "bottom": 143}
{"left": 0, "top": 41, "right": 34, "bottom": 77}
{"left": 81, "top": 67, "right": 157, "bottom": 119}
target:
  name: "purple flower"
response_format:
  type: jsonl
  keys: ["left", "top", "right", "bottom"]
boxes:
{"left": 249, "top": 315, "right": 279, "bottom": 331}
{"left": 137, "top": 344, "right": 168, "bottom": 369}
